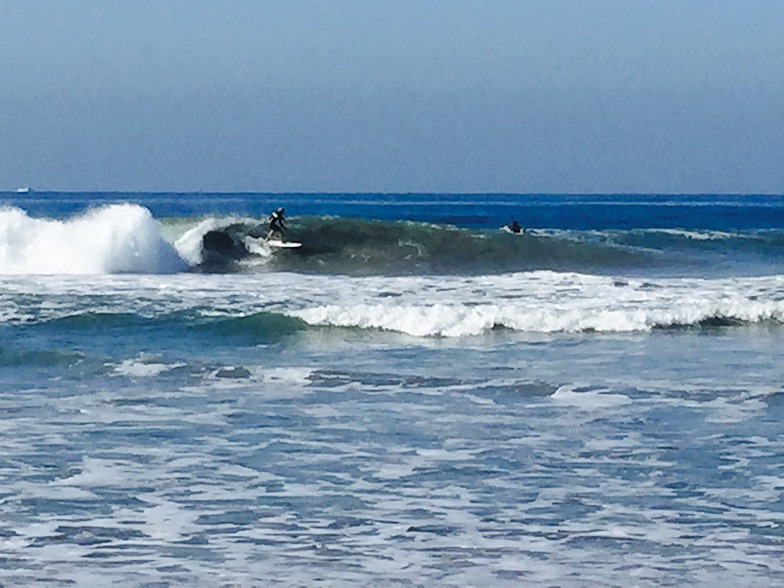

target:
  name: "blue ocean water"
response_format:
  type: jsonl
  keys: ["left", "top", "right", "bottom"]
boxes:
{"left": 2, "top": 192, "right": 784, "bottom": 586}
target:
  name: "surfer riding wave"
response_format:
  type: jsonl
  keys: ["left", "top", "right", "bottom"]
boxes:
{"left": 266, "top": 208, "right": 287, "bottom": 242}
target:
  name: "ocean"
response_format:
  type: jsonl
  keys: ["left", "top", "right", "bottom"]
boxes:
{"left": 1, "top": 192, "right": 784, "bottom": 586}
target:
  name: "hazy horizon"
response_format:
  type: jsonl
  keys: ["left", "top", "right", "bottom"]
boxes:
{"left": 6, "top": 189, "right": 784, "bottom": 196}
{"left": 2, "top": 1, "right": 783, "bottom": 194}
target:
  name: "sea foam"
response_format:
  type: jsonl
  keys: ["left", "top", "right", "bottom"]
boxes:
{"left": 0, "top": 204, "right": 187, "bottom": 274}
{"left": 288, "top": 272, "right": 784, "bottom": 336}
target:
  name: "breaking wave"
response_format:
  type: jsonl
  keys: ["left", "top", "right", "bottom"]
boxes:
{"left": 185, "top": 215, "right": 650, "bottom": 275}
{"left": 0, "top": 204, "right": 187, "bottom": 274}
{"left": 289, "top": 298, "right": 784, "bottom": 337}
{"left": 21, "top": 300, "right": 784, "bottom": 339}
{"left": 11, "top": 271, "right": 784, "bottom": 338}
{"left": 6, "top": 203, "right": 784, "bottom": 277}
{"left": 184, "top": 217, "right": 784, "bottom": 276}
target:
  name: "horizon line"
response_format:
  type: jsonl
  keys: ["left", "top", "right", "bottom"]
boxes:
{"left": 4, "top": 189, "right": 784, "bottom": 197}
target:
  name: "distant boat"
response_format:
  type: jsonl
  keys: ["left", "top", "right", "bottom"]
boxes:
{"left": 15, "top": 187, "right": 30, "bottom": 193}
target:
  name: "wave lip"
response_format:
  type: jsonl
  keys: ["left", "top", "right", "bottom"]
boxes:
{"left": 0, "top": 204, "right": 188, "bottom": 275}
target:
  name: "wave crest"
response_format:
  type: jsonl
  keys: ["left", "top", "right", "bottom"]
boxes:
{"left": 0, "top": 205, "right": 187, "bottom": 275}
{"left": 192, "top": 216, "right": 646, "bottom": 275}
{"left": 291, "top": 300, "right": 784, "bottom": 337}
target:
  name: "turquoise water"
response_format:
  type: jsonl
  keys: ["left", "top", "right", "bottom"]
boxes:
{"left": 1, "top": 193, "right": 784, "bottom": 586}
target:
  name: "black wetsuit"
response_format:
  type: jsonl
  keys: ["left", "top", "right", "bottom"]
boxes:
{"left": 267, "top": 211, "right": 287, "bottom": 240}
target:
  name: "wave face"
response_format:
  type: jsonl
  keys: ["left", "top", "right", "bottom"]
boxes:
{"left": 0, "top": 204, "right": 187, "bottom": 275}
{"left": 5, "top": 195, "right": 784, "bottom": 277}
{"left": 190, "top": 216, "right": 651, "bottom": 275}
{"left": 188, "top": 217, "right": 784, "bottom": 276}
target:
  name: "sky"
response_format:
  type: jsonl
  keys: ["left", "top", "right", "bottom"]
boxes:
{"left": 1, "top": 0, "right": 783, "bottom": 193}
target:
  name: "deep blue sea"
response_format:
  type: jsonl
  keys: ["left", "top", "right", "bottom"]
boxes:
{"left": 2, "top": 192, "right": 784, "bottom": 586}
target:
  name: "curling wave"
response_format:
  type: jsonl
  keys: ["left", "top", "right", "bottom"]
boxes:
{"left": 187, "top": 215, "right": 649, "bottom": 275}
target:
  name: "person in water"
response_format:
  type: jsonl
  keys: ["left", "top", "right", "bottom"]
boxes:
{"left": 266, "top": 207, "right": 287, "bottom": 241}
{"left": 509, "top": 220, "right": 522, "bottom": 234}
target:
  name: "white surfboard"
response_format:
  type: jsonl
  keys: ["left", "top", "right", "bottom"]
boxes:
{"left": 243, "top": 236, "right": 302, "bottom": 255}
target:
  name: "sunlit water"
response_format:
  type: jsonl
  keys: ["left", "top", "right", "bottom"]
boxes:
{"left": 2, "top": 193, "right": 784, "bottom": 586}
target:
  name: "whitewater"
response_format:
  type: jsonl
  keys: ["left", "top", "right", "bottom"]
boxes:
{"left": 0, "top": 204, "right": 187, "bottom": 274}
{"left": 2, "top": 192, "right": 784, "bottom": 586}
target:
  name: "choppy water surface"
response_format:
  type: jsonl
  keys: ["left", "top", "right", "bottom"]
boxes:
{"left": 2, "top": 193, "right": 784, "bottom": 586}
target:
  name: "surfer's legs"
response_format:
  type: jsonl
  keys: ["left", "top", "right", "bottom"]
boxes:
{"left": 266, "top": 229, "right": 284, "bottom": 242}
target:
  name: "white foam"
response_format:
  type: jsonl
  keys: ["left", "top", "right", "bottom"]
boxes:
{"left": 294, "top": 303, "right": 502, "bottom": 337}
{"left": 259, "top": 366, "right": 316, "bottom": 384}
{"left": 111, "top": 356, "right": 186, "bottom": 378}
{"left": 288, "top": 272, "right": 784, "bottom": 336}
{"left": 50, "top": 458, "right": 128, "bottom": 487}
{"left": 0, "top": 205, "right": 187, "bottom": 274}
{"left": 653, "top": 228, "right": 737, "bottom": 240}
{"left": 3, "top": 268, "right": 784, "bottom": 336}
{"left": 138, "top": 499, "right": 200, "bottom": 542}
{"left": 243, "top": 236, "right": 274, "bottom": 257}
{"left": 551, "top": 385, "right": 632, "bottom": 410}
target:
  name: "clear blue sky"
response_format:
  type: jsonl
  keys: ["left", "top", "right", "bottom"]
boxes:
{"left": 1, "top": 0, "right": 782, "bottom": 193}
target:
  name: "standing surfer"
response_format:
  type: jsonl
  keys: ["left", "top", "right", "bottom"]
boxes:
{"left": 266, "top": 207, "right": 287, "bottom": 242}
